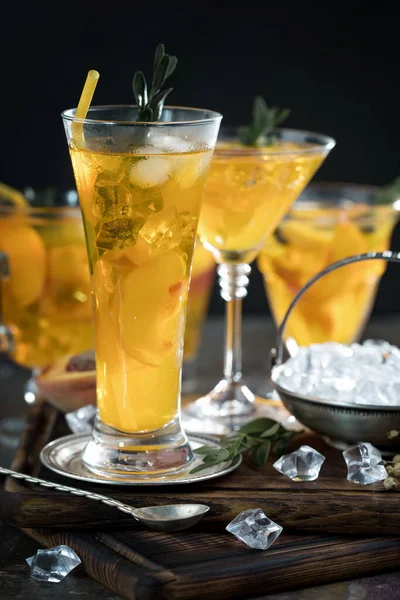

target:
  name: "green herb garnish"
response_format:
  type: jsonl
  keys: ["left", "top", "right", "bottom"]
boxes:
{"left": 132, "top": 43, "right": 177, "bottom": 122}
{"left": 190, "top": 417, "right": 298, "bottom": 474}
{"left": 374, "top": 176, "right": 400, "bottom": 206}
{"left": 238, "top": 95, "right": 290, "bottom": 147}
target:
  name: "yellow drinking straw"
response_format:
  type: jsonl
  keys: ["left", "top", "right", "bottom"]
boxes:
{"left": 0, "top": 181, "right": 28, "bottom": 209}
{"left": 72, "top": 69, "right": 100, "bottom": 146}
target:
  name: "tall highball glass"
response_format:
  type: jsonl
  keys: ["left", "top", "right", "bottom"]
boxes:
{"left": 62, "top": 106, "right": 221, "bottom": 479}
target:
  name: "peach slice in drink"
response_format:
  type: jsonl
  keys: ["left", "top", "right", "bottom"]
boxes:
{"left": 118, "top": 251, "right": 187, "bottom": 366}
{"left": 93, "top": 250, "right": 189, "bottom": 432}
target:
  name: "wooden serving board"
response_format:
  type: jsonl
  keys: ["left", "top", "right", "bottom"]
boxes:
{"left": 1, "top": 400, "right": 400, "bottom": 535}
{"left": 1, "top": 401, "right": 400, "bottom": 599}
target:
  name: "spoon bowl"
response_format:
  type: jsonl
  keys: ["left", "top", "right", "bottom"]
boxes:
{"left": 133, "top": 504, "right": 210, "bottom": 531}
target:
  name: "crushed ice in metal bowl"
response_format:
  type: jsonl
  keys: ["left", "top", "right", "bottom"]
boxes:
{"left": 274, "top": 339, "right": 400, "bottom": 407}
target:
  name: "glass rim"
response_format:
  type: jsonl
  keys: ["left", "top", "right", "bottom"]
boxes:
{"left": 285, "top": 180, "right": 400, "bottom": 220}
{"left": 61, "top": 105, "right": 223, "bottom": 126}
{"left": 297, "top": 180, "right": 400, "bottom": 211}
{"left": 215, "top": 127, "right": 336, "bottom": 156}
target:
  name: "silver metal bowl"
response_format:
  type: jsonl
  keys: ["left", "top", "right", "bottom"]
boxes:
{"left": 272, "top": 365, "right": 400, "bottom": 448}
{"left": 270, "top": 251, "right": 400, "bottom": 449}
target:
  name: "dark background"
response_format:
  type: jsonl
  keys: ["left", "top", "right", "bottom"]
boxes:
{"left": 1, "top": 2, "right": 400, "bottom": 315}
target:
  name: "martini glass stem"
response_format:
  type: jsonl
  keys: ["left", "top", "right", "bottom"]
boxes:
{"left": 219, "top": 262, "right": 252, "bottom": 388}
{"left": 181, "top": 263, "right": 262, "bottom": 429}
{"left": 224, "top": 298, "right": 243, "bottom": 382}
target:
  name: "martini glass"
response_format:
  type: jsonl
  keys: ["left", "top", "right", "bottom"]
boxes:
{"left": 181, "top": 128, "right": 335, "bottom": 434}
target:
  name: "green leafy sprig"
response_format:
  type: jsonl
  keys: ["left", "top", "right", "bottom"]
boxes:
{"left": 132, "top": 43, "right": 178, "bottom": 122}
{"left": 238, "top": 95, "right": 290, "bottom": 147}
{"left": 374, "top": 176, "right": 400, "bottom": 206}
{"left": 190, "top": 418, "right": 297, "bottom": 474}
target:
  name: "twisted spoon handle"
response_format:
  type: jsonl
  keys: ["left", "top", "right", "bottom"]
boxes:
{"left": 0, "top": 466, "right": 137, "bottom": 517}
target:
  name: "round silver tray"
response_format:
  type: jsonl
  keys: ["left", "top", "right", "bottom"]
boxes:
{"left": 40, "top": 433, "right": 242, "bottom": 486}
{"left": 270, "top": 251, "right": 400, "bottom": 448}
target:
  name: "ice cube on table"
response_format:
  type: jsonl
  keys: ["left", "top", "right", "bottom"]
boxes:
{"left": 26, "top": 545, "right": 81, "bottom": 583}
{"left": 226, "top": 508, "right": 282, "bottom": 550}
{"left": 273, "top": 445, "right": 325, "bottom": 481}
{"left": 342, "top": 442, "right": 387, "bottom": 485}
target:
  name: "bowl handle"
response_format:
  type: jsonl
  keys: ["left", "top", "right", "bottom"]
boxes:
{"left": 271, "top": 250, "right": 400, "bottom": 367}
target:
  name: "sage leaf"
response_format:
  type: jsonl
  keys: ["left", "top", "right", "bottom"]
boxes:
{"left": 240, "top": 418, "right": 276, "bottom": 434}
{"left": 250, "top": 440, "right": 271, "bottom": 467}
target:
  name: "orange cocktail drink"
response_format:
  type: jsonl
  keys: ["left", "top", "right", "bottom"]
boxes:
{"left": 70, "top": 142, "right": 213, "bottom": 432}
{"left": 199, "top": 139, "right": 328, "bottom": 264}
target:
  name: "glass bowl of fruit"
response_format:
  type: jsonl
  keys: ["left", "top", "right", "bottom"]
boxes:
{"left": 258, "top": 182, "right": 400, "bottom": 347}
{"left": 0, "top": 186, "right": 93, "bottom": 376}
{"left": 0, "top": 185, "right": 95, "bottom": 442}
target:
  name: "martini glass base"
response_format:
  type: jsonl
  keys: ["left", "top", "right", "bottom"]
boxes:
{"left": 181, "top": 379, "right": 292, "bottom": 435}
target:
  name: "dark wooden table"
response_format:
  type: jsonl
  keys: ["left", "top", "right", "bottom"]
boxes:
{"left": 1, "top": 316, "right": 400, "bottom": 599}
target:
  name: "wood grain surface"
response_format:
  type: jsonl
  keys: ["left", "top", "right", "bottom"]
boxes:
{"left": 1, "top": 400, "right": 400, "bottom": 535}
{"left": 18, "top": 523, "right": 400, "bottom": 600}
